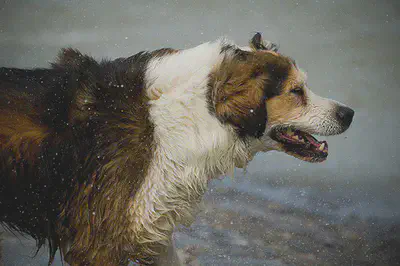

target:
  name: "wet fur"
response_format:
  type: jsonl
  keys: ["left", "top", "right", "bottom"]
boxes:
{"left": 0, "top": 49, "right": 157, "bottom": 264}
{"left": 0, "top": 34, "right": 353, "bottom": 265}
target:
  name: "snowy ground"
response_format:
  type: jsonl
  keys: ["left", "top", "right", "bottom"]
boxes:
{"left": 1, "top": 173, "right": 399, "bottom": 266}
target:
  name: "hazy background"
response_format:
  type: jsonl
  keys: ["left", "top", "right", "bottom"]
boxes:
{"left": 0, "top": 0, "right": 399, "bottom": 265}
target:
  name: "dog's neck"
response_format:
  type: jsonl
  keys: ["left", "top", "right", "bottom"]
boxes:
{"left": 145, "top": 38, "right": 234, "bottom": 98}
{"left": 143, "top": 38, "right": 251, "bottom": 172}
{"left": 127, "top": 40, "right": 251, "bottom": 255}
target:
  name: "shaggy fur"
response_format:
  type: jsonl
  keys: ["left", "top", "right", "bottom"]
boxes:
{"left": 0, "top": 33, "right": 354, "bottom": 265}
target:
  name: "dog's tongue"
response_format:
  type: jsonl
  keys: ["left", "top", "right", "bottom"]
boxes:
{"left": 281, "top": 128, "right": 328, "bottom": 152}
{"left": 304, "top": 133, "right": 328, "bottom": 152}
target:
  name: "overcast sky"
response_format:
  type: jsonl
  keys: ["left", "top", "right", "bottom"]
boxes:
{"left": 0, "top": 0, "right": 399, "bottom": 188}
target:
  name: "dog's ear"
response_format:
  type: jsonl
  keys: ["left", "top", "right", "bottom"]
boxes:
{"left": 249, "top": 32, "right": 279, "bottom": 52}
{"left": 209, "top": 55, "right": 268, "bottom": 139}
{"left": 209, "top": 49, "right": 292, "bottom": 139}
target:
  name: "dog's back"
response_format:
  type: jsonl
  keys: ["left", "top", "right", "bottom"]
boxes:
{"left": 0, "top": 49, "right": 155, "bottom": 263}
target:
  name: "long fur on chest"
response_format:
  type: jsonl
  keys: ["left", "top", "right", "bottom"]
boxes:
{"left": 128, "top": 40, "right": 250, "bottom": 258}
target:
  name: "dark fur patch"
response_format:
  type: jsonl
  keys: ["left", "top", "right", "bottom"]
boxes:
{"left": 208, "top": 51, "right": 292, "bottom": 139}
{"left": 0, "top": 49, "right": 155, "bottom": 264}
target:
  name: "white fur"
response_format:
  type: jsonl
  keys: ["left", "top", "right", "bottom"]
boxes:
{"left": 268, "top": 68, "right": 351, "bottom": 137}
{"left": 293, "top": 89, "right": 344, "bottom": 135}
{"left": 127, "top": 39, "right": 250, "bottom": 256}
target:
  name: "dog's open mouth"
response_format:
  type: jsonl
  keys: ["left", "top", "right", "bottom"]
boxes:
{"left": 270, "top": 127, "right": 328, "bottom": 163}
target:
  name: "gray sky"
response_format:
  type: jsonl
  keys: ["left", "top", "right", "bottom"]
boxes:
{"left": 0, "top": 0, "right": 399, "bottom": 190}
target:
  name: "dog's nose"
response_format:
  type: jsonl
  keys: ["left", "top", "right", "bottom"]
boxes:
{"left": 336, "top": 106, "right": 354, "bottom": 127}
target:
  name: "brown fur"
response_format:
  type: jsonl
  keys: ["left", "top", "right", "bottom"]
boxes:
{"left": 266, "top": 67, "right": 308, "bottom": 126}
{"left": 59, "top": 112, "right": 155, "bottom": 265}
{"left": 209, "top": 50, "right": 295, "bottom": 138}
{"left": 59, "top": 111, "right": 155, "bottom": 265}
{"left": 0, "top": 111, "right": 48, "bottom": 163}
{"left": 54, "top": 54, "right": 156, "bottom": 264}
{"left": 0, "top": 49, "right": 156, "bottom": 265}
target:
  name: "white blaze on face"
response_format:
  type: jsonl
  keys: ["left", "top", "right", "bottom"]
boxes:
{"left": 288, "top": 89, "right": 334, "bottom": 135}
{"left": 263, "top": 67, "right": 353, "bottom": 138}
{"left": 284, "top": 69, "right": 352, "bottom": 136}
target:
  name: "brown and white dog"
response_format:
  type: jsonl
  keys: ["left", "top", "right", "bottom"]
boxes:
{"left": 0, "top": 33, "right": 354, "bottom": 265}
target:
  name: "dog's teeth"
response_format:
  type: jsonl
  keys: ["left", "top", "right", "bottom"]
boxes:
{"left": 319, "top": 143, "right": 325, "bottom": 151}
{"left": 292, "top": 135, "right": 299, "bottom": 140}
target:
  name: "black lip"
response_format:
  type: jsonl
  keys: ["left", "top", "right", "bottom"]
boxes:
{"left": 269, "top": 126, "right": 328, "bottom": 162}
{"left": 284, "top": 143, "right": 328, "bottom": 162}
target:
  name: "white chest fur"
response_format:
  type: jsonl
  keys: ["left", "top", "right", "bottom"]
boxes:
{"left": 126, "top": 40, "right": 249, "bottom": 252}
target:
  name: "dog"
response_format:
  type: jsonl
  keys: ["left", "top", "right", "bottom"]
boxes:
{"left": 0, "top": 32, "right": 354, "bottom": 265}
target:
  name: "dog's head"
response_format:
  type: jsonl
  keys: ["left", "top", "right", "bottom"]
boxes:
{"left": 209, "top": 33, "right": 354, "bottom": 163}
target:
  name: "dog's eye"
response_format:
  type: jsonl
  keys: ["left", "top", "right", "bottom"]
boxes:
{"left": 290, "top": 87, "right": 303, "bottom": 95}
